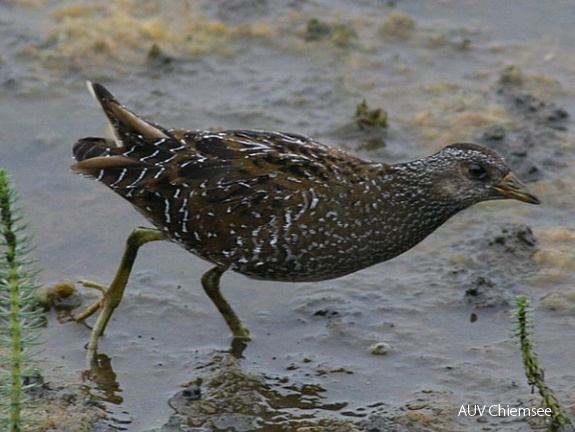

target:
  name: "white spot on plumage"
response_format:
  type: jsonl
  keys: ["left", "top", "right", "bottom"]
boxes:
{"left": 127, "top": 169, "right": 148, "bottom": 188}
{"left": 163, "top": 199, "right": 171, "bottom": 223}
{"left": 141, "top": 149, "right": 160, "bottom": 162}
{"left": 109, "top": 168, "right": 127, "bottom": 188}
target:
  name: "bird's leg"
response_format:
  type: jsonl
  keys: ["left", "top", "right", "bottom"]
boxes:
{"left": 201, "top": 266, "right": 251, "bottom": 341}
{"left": 79, "top": 227, "right": 166, "bottom": 363}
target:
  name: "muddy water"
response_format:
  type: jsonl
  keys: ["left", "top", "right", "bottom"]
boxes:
{"left": 1, "top": 1, "right": 574, "bottom": 431}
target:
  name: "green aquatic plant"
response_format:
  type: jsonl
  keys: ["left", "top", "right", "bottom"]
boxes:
{"left": 512, "top": 295, "right": 573, "bottom": 432}
{"left": 305, "top": 18, "right": 332, "bottom": 41}
{"left": 0, "top": 169, "right": 44, "bottom": 431}
{"left": 379, "top": 11, "right": 415, "bottom": 38}
{"left": 499, "top": 65, "right": 525, "bottom": 87}
{"left": 304, "top": 18, "right": 358, "bottom": 47}
{"left": 354, "top": 100, "right": 388, "bottom": 130}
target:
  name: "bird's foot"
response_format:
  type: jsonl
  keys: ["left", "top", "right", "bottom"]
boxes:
{"left": 74, "top": 280, "right": 108, "bottom": 321}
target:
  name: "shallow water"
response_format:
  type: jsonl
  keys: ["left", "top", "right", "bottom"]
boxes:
{"left": 1, "top": 0, "right": 575, "bottom": 431}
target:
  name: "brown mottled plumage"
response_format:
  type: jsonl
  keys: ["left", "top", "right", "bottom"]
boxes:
{"left": 72, "top": 82, "right": 540, "bottom": 349}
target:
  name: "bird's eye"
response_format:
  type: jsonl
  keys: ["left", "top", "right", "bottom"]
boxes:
{"left": 467, "top": 163, "right": 487, "bottom": 180}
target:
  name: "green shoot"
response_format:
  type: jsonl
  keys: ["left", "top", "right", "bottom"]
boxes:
{"left": 0, "top": 169, "right": 44, "bottom": 431}
{"left": 513, "top": 295, "right": 573, "bottom": 431}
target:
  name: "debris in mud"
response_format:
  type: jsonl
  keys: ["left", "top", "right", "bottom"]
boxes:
{"left": 35, "top": 281, "right": 84, "bottom": 317}
{"left": 305, "top": 18, "right": 333, "bottom": 41}
{"left": 479, "top": 87, "right": 570, "bottom": 183}
{"left": 304, "top": 18, "right": 358, "bottom": 47}
{"left": 356, "top": 390, "right": 460, "bottom": 432}
{"left": 164, "top": 352, "right": 354, "bottom": 431}
{"left": 355, "top": 100, "right": 388, "bottom": 131}
{"left": 450, "top": 224, "right": 539, "bottom": 309}
{"left": 503, "top": 91, "right": 569, "bottom": 127}
{"left": 379, "top": 11, "right": 416, "bottom": 39}
{"left": 33, "top": 381, "right": 111, "bottom": 432}
{"left": 499, "top": 65, "right": 525, "bottom": 87}
{"left": 147, "top": 43, "right": 173, "bottom": 66}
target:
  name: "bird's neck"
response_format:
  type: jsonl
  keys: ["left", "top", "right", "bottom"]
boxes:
{"left": 363, "top": 162, "right": 468, "bottom": 262}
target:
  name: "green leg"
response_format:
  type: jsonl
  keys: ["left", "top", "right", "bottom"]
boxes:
{"left": 80, "top": 227, "right": 166, "bottom": 364}
{"left": 201, "top": 266, "right": 251, "bottom": 341}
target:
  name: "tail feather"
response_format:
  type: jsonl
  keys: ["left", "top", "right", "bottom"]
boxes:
{"left": 71, "top": 82, "right": 179, "bottom": 191}
{"left": 72, "top": 82, "right": 185, "bottom": 170}
{"left": 87, "top": 81, "right": 170, "bottom": 144}
{"left": 73, "top": 137, "right": 115, "bottom": 162}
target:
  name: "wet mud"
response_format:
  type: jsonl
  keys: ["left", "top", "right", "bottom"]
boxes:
{"left": 1, "top": 1, "right": 575, "bottom": 431}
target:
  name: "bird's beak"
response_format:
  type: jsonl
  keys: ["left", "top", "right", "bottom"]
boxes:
{"left": 493, "top": 172, "right": 541, "bottom": 205}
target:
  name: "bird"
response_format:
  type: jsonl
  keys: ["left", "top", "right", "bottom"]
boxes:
{"left": 72, "top": 82, "right": 540, "bottom": 358}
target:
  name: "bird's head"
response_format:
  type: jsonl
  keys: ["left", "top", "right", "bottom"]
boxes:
{"left": 424, "top": 143, "right": 540, "bottom": 208}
